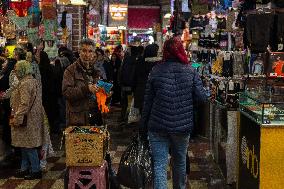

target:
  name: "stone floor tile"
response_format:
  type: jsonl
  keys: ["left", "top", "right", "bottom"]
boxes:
{"left": 190, "top": 180, "right": 208, "bottom": 189}
{"left": 43, "top": 171, "right": 64, "bottom": 180}
{"left": 33, "top": 180, "right": 56, "bottom": 189}
{"left": 49, "top": 179, "right": 64, "bottom": 189}
{"left": 15, "top": 180, "right": 38, "bottom": 189}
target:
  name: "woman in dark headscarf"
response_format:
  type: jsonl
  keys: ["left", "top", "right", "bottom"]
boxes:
{"left": 37, "top": 41, "right": 59, "bottom": 133}
{"left": 104, "top": 53, "right": 121, "bottom": 105}
{"left": 139, "top": 36, "right": 208, "bottom": 189}
{"left": 134, "top": 44, "right": 160, "bottom": 112}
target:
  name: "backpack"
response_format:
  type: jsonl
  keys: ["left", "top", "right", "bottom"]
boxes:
{"left": 120, "top": 56, "right": 137, "bottom": 87}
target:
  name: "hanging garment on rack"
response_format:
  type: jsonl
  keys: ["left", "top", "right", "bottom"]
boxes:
{"left": 226, "top": 10, "right": 237, "bottom": 32}
{"left": 190, "top": 15, "right": 204, "bottom": 30}
{"left": 10, "top": 0, "right": 32, "bottom": 17}
{"left": 217, "top": 16, "right": 226, "bottom": 30}
{"left": 249, "top": 53, "right": 258, "bottom": 74}
{"left": 232, "top": 29, "right": 244, "bottom": 50}
{"left": 209, "top": 17, "right": 218, "bottom": 31}
{"left": 222, "top": 52, "right": 234, "bottom": 77}
{"left": 233, "top": 51, "right": 245, "bottom": 75}
{"left": 212, "top": 53, "right": 224, "bottom": 75}
{"left": 275, "top": 13, "right": 284, "bottom": 51}
{"left": 245, "top": 12, "right": 274, "bottom": 52}
{"left": 272, "top": 60, "right": 284, "bottom": 76}
{"left": 9, "top": 15, "right": 32, "bottom": 29}
{"left": 43, "top": 19, "right": 57, "bottom": 41}
{"left": 252, "top": 59, "right": 264, "bottom": 74}
{"left": 219, "top": 32, "right": 228, "bottom": 50}
{"left": 27, "top": 27, "right": 40, "bottom": 46}
{"left": 191, "top": 0, "right": 209, "bottom": 15}
{"left": 44, "top": 41, "right": 58, "bottom": 60}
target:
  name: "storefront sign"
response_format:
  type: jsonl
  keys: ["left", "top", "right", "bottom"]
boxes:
{"left": 238, "top": 113, "right": 260, "bottom": 189}
{"left": 109, "top": 4, "right": 127, "bottom": 20}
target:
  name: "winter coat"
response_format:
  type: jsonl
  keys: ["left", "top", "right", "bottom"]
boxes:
{"left": 134, "top": 57, "right": 162, "bottom": 110}
{"left": 140, "top": 60, "right": 208, "bottom": 134}
{"left": 62, "top": 59, "right": 97, "bottom": 126}
{"left": 119, "top": 55, "right": 137, "bottom": 87}
{"left": 104, "top": 59, "right": 121, "bottom": 104}
{"left": 53, "top": 56, "right": 70, "bottom": 97}
{"left": 38, "top": 51, "right": 54, "bottom": 96}
{"left": 3, "top": 71, "right": 19, "bottom": 99}
{"left": 11, "top": 75, "right": 45, "bottom": 148}
{"left": 104, "top": 59, "right": 121, "bottom": 82}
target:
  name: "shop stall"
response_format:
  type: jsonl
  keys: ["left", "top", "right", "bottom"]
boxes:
{"left": 238, "top": 90, "right": 284, "bottom": 189}
{"left": 127, "top": 29, "right": 155, "bottom": 46}
{"left": 128, "top": 6, "right": 161, "bottom": 46}
{"left": 186, "top": 0, "right": 284, "bottom": 185}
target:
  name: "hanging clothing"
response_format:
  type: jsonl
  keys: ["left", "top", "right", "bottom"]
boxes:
{"left": 10, "top": 0, "right": 32, "bottom": 17}
{"left": 273, "top": 60, "right": 284, "bottom": 76}
{"left": 44, "top": 41, "right": 58, "bottom": 60}
{"left": 245, "top": 13, "right": 274, "bottom": 53}
{"left": 252, "top": 59, "right": 264, "bottom": 74}
{"left": 233, "top": 52, "right": 245, "bottom": 75}
{"left": 217, "top": 16, "right": 226, "bottom": 30}
{"left": 226, "top": 10, "right": 237, "bottom": 32}
{"left": 222, "top": 52, "right": 233, "bottom": 77}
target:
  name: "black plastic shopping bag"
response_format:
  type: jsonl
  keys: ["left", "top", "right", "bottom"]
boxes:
{"left": 117, "top": 134, "right": 152, "bottom": 188}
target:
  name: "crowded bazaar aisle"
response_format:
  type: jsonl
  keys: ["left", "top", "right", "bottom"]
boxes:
{"left": 0, "top": 107, "right": 229, "bottom": 189}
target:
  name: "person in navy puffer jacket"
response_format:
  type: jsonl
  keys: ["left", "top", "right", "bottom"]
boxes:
{"left": 140, "top": 36, "right": 208, "bottom": 189}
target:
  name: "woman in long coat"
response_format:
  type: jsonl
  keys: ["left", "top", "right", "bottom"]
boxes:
{"left": 10, "top": 60, "right": 44, "bottom": 180}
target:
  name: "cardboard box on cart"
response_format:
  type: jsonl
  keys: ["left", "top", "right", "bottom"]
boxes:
{"left": 65, "top": 126, "right": 109, "bottom": 167}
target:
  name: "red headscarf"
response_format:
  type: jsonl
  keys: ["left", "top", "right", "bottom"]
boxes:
{"left": 162, "top": 36, "right": 189, "bottom": 64}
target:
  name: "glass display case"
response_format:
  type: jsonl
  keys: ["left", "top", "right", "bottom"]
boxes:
{"left": 239, "top": 91, "right": 284, "bottom": 125}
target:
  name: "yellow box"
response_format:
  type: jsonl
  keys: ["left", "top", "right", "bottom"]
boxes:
{"left": 65, "top": 126, "right": 108, "bottom": 167}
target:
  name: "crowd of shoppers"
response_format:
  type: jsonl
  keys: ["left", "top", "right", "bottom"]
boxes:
{"left": 0, "top": 36, "right": 208, "bottom": 187}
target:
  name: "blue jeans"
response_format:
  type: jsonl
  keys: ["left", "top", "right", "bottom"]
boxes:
{"left": 21, "top": 148, "right": 40, "bottom": 173}
{"left": 148, "top": 132, "right": 190, "bottom": 189}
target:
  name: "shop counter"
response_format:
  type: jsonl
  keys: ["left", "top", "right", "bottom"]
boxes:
{"left": 237, "top": 92, "right": 284, "bottom": 189}
{"left": 209, "top": 102, "right": 238, "bottom": 184}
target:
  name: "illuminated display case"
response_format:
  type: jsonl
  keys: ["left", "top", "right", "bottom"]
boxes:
{"left": 239, "top": 91, "right": 284, "bottom": 125}
{"left": 237, "top": 91, "right": 284, "bottom": 189}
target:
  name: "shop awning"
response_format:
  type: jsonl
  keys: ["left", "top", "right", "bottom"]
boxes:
{"left": 128, "top": 6, "right": 160, "bottom": 30}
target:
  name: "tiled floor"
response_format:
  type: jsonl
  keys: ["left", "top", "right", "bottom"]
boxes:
{"left": 0, "top": 107, "right": 230, "bottom": 189}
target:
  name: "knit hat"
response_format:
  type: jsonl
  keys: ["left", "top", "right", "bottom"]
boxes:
{"left": 162, "top": 36, "right": 189, "bottom": 64}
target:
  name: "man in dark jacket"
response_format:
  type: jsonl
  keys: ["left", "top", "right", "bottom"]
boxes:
{"left": 62, "top": 39, "right": 101, "bottom": 126}
{"left": 140, "top": 37, "right": 208, "bottom": 189}
{"left": 118, "top": 46, "right": 139, "bottom": 124}
{"left": 54, "top": 52, "right": 71, "bottom": 130}
{"left": 134, "top": 44, "right": 160, "bottom": 112}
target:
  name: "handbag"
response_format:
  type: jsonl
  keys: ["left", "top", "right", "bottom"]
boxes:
{"left": 117, "top": 134, "right": 153, "bottom": 188}
{"left": 128, "top": 98, "right": 141, "bottom": 123}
